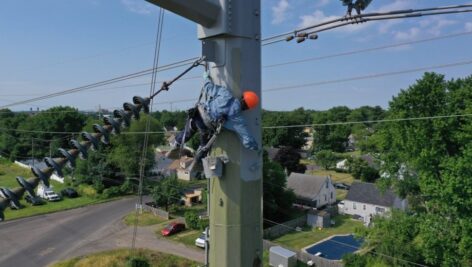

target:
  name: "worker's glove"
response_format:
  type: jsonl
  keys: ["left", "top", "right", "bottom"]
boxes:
{"left": 203, "top": 71, "right": 210, "bottom": 80}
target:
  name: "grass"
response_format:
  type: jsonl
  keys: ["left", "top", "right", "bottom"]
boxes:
{"left": 49, "top": 248, "right": 199, "bottom": 267}
{"left": 272, "top": 215, "right": 364, "bottom": 250}
{"left": 123, "top": 211, "right": 168, "bottom": 226}
{"left": 0, "top": 160, "right": 116, "bottom": 221}
{"left": 308, "top": 169, "right": 355, "bottom": 185}
{"left": 155, "top": 222, "right": 202, "bottom": 248}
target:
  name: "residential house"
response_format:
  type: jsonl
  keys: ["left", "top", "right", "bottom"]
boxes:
{"left": 168, "top": 156, "right": 202, "bottom": 181}
{"left": 339, "top": 182, "right": 407, "bottom": 224}
{"left": 182, "top": 188, "right": 203, "bottom": 207}
{"left": 287, "top": 173, "right": 336, "bottom": 209}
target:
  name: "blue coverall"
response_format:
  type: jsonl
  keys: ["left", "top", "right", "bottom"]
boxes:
{"left": 175, "top": 78, "right": 258, "bottom": 151}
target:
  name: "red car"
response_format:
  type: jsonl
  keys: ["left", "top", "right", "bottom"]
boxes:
{"left": 161, "top": 222, "right": 186, "bottom": 236}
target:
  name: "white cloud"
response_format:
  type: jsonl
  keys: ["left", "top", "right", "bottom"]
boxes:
{"left": 121, "top": 0, "right": 153, "bottom": 15}
{"left": 375, "top": 0, "right": 411, "bottom": 13}
{"left": 272, "top": 0, "right": 290, "bottom": 24}
{"left": 466, "top": 22, "right": 472, "bottom": 31}
{"left": 315, "top": 0, "right": 331, "bottom": 8}
{"left": 393, "top": 27, "right": 420, "bottom": 41}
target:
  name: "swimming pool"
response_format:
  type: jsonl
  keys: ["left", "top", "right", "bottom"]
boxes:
{"left": 305, "top": 234, "right": 363, "bottom": 260}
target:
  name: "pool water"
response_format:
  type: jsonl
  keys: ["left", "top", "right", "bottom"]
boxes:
{"left": 305, "top": 234, "right": 363, "bottom": 260}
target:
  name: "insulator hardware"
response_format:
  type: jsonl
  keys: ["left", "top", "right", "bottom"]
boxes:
{"left": 309, "top": 34, "right": 318, "bottom": 40}
{"left": 16, "top": 176, "right": 37, "bottom": 197}
{"left": 70, "top": 140, "right": 88, "bottom": 159}
{"left": 44, "top": 157, "right": 67, "bottom": 177}
{"left": 286, "top": 36, "right": 294, "bottom": 42}
{"left": 0, "top": 188, "right": 23, "bottom": 209}
{"left": 296, "top": 32, "right": 308, "bottom": 38}
{"left": 296, "top": 37, "right": 306, "bottom": 43}
{"left": 31, "top": 166, "right": 51, "bottom": 187}
{"left": 59, "top": 148, "right": 76, "bottom": 168}
{"left": 93, "top": 124, "right": 110, "bottom": 145}
{"left": 133, "top": 96, "right": 150, "bottom": 114}
{"left": 114, "top": 110, "right": 131, "bottom": 128}
{"left": 104, "top": 117, "right": 121, "bottom": 135}
{"left": 124, "top": 102, "right": 140, "bottom": 120}
{"left": 81, "top": 132, "right": 100, "bottom": 151}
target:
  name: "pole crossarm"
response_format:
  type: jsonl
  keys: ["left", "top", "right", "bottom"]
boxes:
{"left": 146, "top": 0, "right": 220, "bottom": 27}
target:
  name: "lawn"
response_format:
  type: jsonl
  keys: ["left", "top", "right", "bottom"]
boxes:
{"left": 0, "top": 159, "right": 116, "bottom": 221}
{"left": 170, "top": 203, "right": 206, "bottom": 217}
{"left": 308, "top": 169, "right": 355, "bottom": 185}
{"left": 50, "top": 248, "right": 199, "bottom": 267}
{"left": 272, "top": 215, "right": 364, "bottom": 250}
{"left": 123, "top": 211, "right": 168, "bottom": 226}
{"left": 156, "top": 222, "right": 202, "bottom": 248}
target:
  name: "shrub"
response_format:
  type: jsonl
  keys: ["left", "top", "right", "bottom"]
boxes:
{"left": 184, "top": 211, "right": 200, "bottom": 230}
{"left": 126, "top": 256, "right": 150, "bottom": 267}
{"left": 77, "top": 184, "right": 98, "bottom": 198}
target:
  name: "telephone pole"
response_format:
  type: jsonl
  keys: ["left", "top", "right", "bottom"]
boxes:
{"left": 146, "top": 1, "right": 262, "bottom": 266}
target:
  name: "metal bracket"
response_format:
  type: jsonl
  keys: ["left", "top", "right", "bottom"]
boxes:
{"left": 202, "top": 155, "right": 228, "bottom": 179}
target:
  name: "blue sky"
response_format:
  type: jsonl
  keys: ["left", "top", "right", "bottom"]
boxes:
{"left": 0, "top": 0, "right": 471, "bottom": 112}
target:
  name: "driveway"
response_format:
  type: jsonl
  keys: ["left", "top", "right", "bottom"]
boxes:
{"left": 0, "top": 197, "right": 204, "bottom": 267}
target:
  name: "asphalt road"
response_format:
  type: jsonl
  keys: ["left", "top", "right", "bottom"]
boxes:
{"left": 0, "top": 197, "right": 204, "bottom": 267}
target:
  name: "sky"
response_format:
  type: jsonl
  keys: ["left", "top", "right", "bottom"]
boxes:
{"left": 0, "top": 0, "right": 471, "bottom": 112}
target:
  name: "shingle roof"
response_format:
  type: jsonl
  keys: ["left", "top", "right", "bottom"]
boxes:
{"left": 287, "top": 173, "right": 328, "bottom": 200}
{"left": 346, "top": 182, "right": 397, "bottom": 207}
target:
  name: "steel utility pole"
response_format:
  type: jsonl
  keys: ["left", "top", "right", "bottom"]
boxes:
{"left": 146, "top": 1, "right": 262, "bottom": 266}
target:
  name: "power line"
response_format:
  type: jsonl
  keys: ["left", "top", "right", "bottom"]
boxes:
{"left": 261, "top": 4, "right": 472, "bottom": 45}
{"left": 0, "top": 57, "right": 199, "bottom": 109}
{"left": 263, "top": 31, "right": 472, "bottom": 69}
{"left": 2, "top": 113, "right": 470, "bottom": 135}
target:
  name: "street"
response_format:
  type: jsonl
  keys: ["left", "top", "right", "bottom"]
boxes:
{"left": 0, "top": 197, "right": 204, "bottom": 267}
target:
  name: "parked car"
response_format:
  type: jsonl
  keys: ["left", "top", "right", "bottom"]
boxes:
{"left": 60, "top": 188, "right": 79, "bottom": 198}
{"left": 24, "top": 195, "right": 45, "bottom": 206}
{"left": 161, "top": 222, "right": 185, "bottom": 236}
{"left": 195, "top": 231, "right": 209, "bottom": 248}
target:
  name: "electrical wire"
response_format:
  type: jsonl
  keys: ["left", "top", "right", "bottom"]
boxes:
{"left": 0, "top": 57, "right": 199, "bottom": 109}
{"left": 2, "top": 112, "right": 470, "bottom": 135}
{"left": 263, "top": 31, "right": 472, "bottom": 69}
{"left": 132, "top": 8, "right": 165, "bottom": 252}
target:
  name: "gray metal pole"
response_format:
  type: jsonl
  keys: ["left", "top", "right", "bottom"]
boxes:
{"left": 145, "top": 1, "right": 262, "bottom": 266}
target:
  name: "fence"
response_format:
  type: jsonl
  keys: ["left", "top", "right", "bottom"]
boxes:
{"left": 263, "top": 239, "right": 344, "bottom": 267}
{"left": 143, "top": 204, "right": 170, "bottom": 220}
{"left": 263, "top": 215, "right": 307, "bottom": 239}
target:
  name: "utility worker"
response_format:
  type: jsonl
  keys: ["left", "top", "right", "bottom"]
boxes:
{"left": 166, "top": 72, "right": 260, "bottom": 160}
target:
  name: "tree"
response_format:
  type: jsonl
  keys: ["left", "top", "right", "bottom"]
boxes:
{"left": 273, "top": 146, "right": 306, "bottom": 174}
{"left": 346, "top": 157, "right": 379, "bottom": 182}
{"left": 315, "top": 150, "right": 338, "bottom": 170}
{"left": 262, "top": 109, "right": 309, "bottom": 149}
{"left": 108, "top": 114, "right": 164, "bottom": 177}
{"left": 151, "top": 175, "right": 182, "bottom": 211}
{"left": 359, "top": 73, "right": 472, "bottom": 266}
{"left": 312, "top": 106, "right": 351, "bottom": 152}
{"left": 263, "top": 151, "right": 296, "bottom": 221}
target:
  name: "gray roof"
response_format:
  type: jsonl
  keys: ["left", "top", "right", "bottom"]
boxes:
{"left": 346, "top": 182, "right": 398, "bottom": 207}
{"left": 287, "top": 173, "right": 328, "bottom": 200}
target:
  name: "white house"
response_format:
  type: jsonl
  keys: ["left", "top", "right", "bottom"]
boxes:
{"left": 287, "top": 173, "right": 336, "bottom": 209}
{"left": 339, "top": 182, "right": 407, "bottom": 224}
{"left": 168, "top": 156, "right": 202, "bottom": 181}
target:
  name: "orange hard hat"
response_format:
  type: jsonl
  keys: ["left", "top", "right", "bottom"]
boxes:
{"left": 242, "top": 91, "right": 259, "bottom": 109}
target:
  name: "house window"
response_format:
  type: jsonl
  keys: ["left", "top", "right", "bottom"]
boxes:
{"left": 330, "top": 192, "right": 333, "bottom": 199}
{"left": 324, "top": 195, "right": 327, "bottom": 201}
{"left": 363, "top": 205, "right": 366, "bottom": 210}
{"left": 353, "top": 203, "right": 357, "bottom": 210}
{"left": 326, "top": 181, "right": 328, "bottom": 189}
